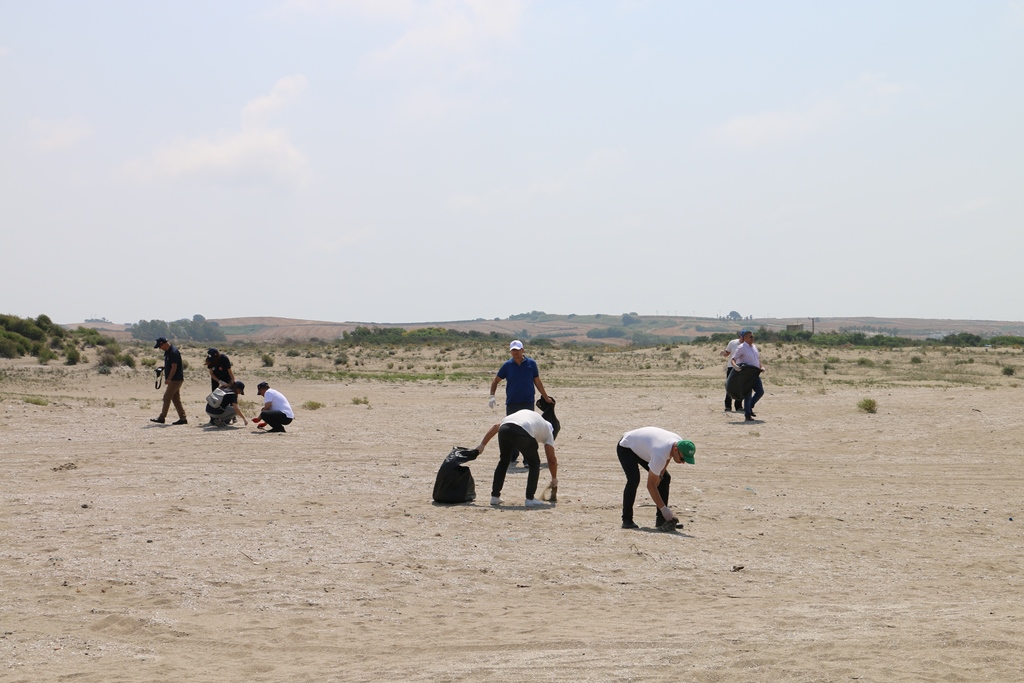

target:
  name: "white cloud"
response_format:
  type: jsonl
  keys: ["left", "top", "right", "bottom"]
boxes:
{"left": 707, "top": 74, "right": 902, "bottom": 149}
{"left": 26, "top": 118, "right": 95, "bottom": 151}
{"left": 130, "top": 75, "right": 308, "bottom": 184}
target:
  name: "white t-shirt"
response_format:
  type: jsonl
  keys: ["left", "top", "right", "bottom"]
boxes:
{"left": 263, "top": 388, "right": 294, "bottom": 419}
{"left": 725, "top": 338, "right": 742, "bottom": 365}
{"left": 502, "top": 410, "right": 555, "bottom": 447}
{"left": 618, "top": 426, "right": 682, "bottom": 475}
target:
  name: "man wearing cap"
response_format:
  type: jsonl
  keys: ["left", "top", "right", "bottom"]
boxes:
{"left": 252, "top": 381, "right": 294, "bottom": 433}
{"left": 730, "top": 329, "right": 765, "bottom": 422}
{"left": 489, "top": 340, "right": 553, "bottom": 466}
{"left": 151, "top": 337, "right": 187, "bottom": 425}
{"left": 475, "top": 409, "right": 558, "bottom": 508}
{"left": 720, "top": 330, "right": 745, "bottom": 413}
{"left": 205, "top": 348, "right": 234, "bottom": 392}
{"left": 616, "top": 426, "right": 695, "bottom": 531}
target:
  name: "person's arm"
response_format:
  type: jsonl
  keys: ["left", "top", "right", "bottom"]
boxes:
{"left": 232, "top": 403, "right": 247, "bottom": 422}
{"left": 167, "top": 362, "right": 178, "bottom": 379}
{"left": 475, "top": 423, "right": 501, "bottom": 453}
{"left": 543, "top": 443, "right": 557, "bottom": 480}
{"left": 534, "top": 376, "right": 552, "bottom": 403}
{"left": 488, "top": 375, "right": 501, "bottom": 408}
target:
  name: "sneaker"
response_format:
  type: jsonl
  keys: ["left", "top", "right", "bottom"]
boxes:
{"left": 724, "top": 407, "right": 732, "bottom": 413}
{"left": 150, "top": 417, "right": 165, "bottom": 424}
{"left": 268, "top": 427, "right": 286, "bottom": 432}
{"left": 525, "top": 498, "right": 543, "bottom": 507}
{"left": 622, "top": 520, "right": 639, "bottom": 529}
{"left": 745, "top": 416, "right": 755, "bottom": 422}
{"left": 171, "top": 418, "right": 188, "bottom": 425}
{"left": 508, "top": 460, "right": 519, "bottom": 469}
{"left": 490, "top": 496, "right": 502, "bottom": 506}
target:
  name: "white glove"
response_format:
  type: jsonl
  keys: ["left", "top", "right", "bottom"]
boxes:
{"left": 660, "top": 506, "right": 675, "bottom": 522}
{"left": 488, "top": 395, "right": 496, "bottom": 409}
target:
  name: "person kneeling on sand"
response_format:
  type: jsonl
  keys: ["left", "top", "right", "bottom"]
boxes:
{"left": 617, "top": 427, "right": 695, "bottom": 531}
{"left": 252, "top": 381, "right": 294, "bottom": 433}
{"left": 475, "top": 409, "right": 558, "bottom": 507}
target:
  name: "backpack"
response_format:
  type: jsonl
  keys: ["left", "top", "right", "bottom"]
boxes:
{"left": 207, "top": 388, "right": 227, "bottom": 408}
{"left": 432, "top": 447, "right": 479, "bottom": 504}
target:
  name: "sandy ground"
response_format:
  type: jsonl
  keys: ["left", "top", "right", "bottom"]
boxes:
{"left": 1, "top": 351, "right": 1023, "bottom": 682}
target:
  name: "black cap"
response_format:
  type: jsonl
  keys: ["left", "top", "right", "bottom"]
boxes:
{"left": 207, "top": 348, "right": 219, "bottom": 356}
{"left": 257, "top": 381, "right": 269, "bottom": 390}
{"left": 233, "top": 380, "right": 245, "bottom": 394}
{"left": 154, "top": 337, "right": 168, "bottom": 348}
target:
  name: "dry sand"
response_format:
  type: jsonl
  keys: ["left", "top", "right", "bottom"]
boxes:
{"left": 1, "top": 346, "right": 1022, "bottom": 682}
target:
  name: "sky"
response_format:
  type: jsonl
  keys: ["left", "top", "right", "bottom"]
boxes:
{"left": 2, "top": 0, "right": 1023, "bottom": 325}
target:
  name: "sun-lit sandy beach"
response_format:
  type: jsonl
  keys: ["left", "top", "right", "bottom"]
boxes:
{"left": 2, "top": 341, "right": 1022, "bottom": 681}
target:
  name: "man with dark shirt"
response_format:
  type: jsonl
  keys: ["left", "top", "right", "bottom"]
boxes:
{"left": 151, "top": 337, "right": 187, "bottom": 425}
{"left": 205, "top": 348, "right": 234, "bottom": 391}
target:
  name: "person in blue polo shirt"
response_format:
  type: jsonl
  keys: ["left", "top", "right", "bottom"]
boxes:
{"left": 488, "top": 340, "right": 553, "bottom": 467}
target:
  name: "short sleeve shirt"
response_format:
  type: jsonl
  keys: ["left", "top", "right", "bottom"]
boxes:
{"left": 164, "top": 346, "right": 184, "bottom": 381}
{"left": 502, "top": 410, "right": 555, "bottom": 447}
{"left": 496, "top": 357, "right": 539, "bottom": 404}
{"left": 618, "top": 426, "right": 682, "bottom": 476}
{"left": 263, "top": 388, "right": 294, "bottom": 419}
{"left": 209, "top": 354, "right": 232, "bottom": 383}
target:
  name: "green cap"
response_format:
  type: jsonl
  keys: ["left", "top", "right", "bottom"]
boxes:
{"left": 676, "top": 440, "right": 696, "bottom": 464}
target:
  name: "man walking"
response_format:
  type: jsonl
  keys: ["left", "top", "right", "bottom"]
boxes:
{"left": 151, "top": 337, "right": 187, "bottom": 425}
{"left": 617, "top": 427, "right": 695, "bottom": 531}
{"left": 488, "top": 340, "right": 553, "bottom": 466}
{"left": 730, "top": 330, "right": 765, "bottom": 421}
{"left": 253, "top": 381, "right": 294, "bottom": 432}
{"left": 720, "top": 331, "right": 744, "bottom": 412}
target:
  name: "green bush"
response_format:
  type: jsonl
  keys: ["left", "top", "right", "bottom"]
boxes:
{"left": 1002, "top": 366, "right": 1016, "bottom": 376}
{"left": 910, "top": 356, "right": 923, "bottom": 364}
{"left": 303, "top": 400, "right": 325, "bottom": 410}
{"left": 857, "top": 398, "right": 878, "bottom": 414}
{"left": 37, "top": 346, "right": 57, "bottom": 364}
{"left": 334, "top": 353, "right": 349, "bottom": 366}
{"left": 262, "top": 354, "right": 274, "bottom": 367}
{"left": 856, "top": 357, "right": 875, "bottom": 367}
{"left": 286, "top": 349, "right": 301, "bottom": 357}
{"left": 65, "top": 344, "right": 81, "bottom": 365}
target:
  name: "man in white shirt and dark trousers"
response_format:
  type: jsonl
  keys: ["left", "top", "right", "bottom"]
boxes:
{"left": 720, "top": 331, "right": 744, "bottom": 413}
{"left": 617, "top": 427, "right": 695, "bottom": 531}
{"left": 254, "top": 381, "right": 295, "bottom": 433}
{"left": 475, "top": 409, "right": 558, "bottom": 508}
{"left": 730, "top": 329, "right": 765, "bottom": 422}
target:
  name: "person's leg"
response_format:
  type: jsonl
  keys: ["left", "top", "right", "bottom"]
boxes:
{"left": 724, "top": 367, "right": 734, "bottom": 411}
{"left": 746, "top": 376, "right": 764, "bottom": 418}
{"left": 261, "top": 410, "right": 290, "bottom": 431}
{"left": 520, "top": 435, "right": 541, "bottom": 501}
{"left": 169, "top": 381, "right": 186, "bottom": 420}
{"left": 617, "top": 444, "right": 644, "bottom": 525}
{"left": 491, "top": 424, "right": 516, "bottom": 498}
{"left": 654, "top": 471, "right": 673, "bottom": 526}
{"left": 504, "top": 402, "right": 533, "bottom": 464}
{"left": 159, "top": 382, "right": 175, "bottom": 419}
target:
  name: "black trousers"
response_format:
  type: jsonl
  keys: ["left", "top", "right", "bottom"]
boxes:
{"left": 259, "top": 410, "right": 293, "bottom": 432}
{"left": 492, "top": 423, "right": 541, "bottom": 500}
{"left": 504, "top": 401, "right": 534, "bottom": 460}
{"left": 617, "top": 443, "right": 671, "bottom": 526}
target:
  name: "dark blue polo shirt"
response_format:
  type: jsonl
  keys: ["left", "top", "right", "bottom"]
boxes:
{"left": 497, "top": 357, "right": 539, "bottom": 405}
{"left": 164, "top": 345, "right": 184, "bottom": 381}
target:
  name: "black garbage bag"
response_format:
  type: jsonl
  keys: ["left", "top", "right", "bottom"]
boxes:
{"left": 432, "top": 447, "right": 480, "bottom": 504}
{"left": 726, "top": 364, "right": 762, "bottom": 401}
{"left": 536, "top": 396, "right": 560, "bottom": 440}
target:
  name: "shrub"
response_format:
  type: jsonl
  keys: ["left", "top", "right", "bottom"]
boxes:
{"left": 286, "top": 349, "right": 300, "bottom": 357}
{"left": 65, "top": 344, "right": 81, "bottom": 365}
{"left": 1003, "top": 366, "right": 1016, "bottom": 376}
{"left": 24, "top": 396, "right": 49, "bottom": 406}
{"left": 262, "top": 354, "right": 274, "bottom": 367}
{"left": 857, "top": 398, "right": 878, "bottom": 414}
{"left": 856, "top": 357, "right": 875, "bottom": 367}
{"left": 140, "top": 357, "right": 157, "bottom": 367}
{"left": 351, "top": 396, "right": 369, "bottom": 405}
{"left": 910, "top": 356, "right": 923, "bottom": 364}
{"left": 334, "top": 353, "right": 349, "bottom": 366}
{"left": 97, "top": 351, "right": 118, "bottom": 367}
{"left": 37, "top": 347, "right": 57, "bottom": 364}
{"left": 120, "top": 354, "right": 136, "bottom": 369}
{"left": 303, "top": 400, "right": 325, "bottom": 410}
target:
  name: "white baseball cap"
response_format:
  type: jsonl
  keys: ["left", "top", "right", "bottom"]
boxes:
{"left": 509, "top": 340, "right": 524, "bottom": 350}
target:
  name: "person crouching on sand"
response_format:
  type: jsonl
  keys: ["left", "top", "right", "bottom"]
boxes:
{"left": 475, "top": 409, "right": 558, "bottom": 507}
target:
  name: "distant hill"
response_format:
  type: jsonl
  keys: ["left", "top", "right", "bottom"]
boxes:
{"left": 62, "top": 314, "right": 1024, "bottom": 345}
